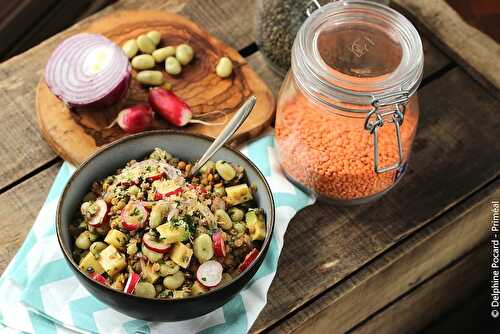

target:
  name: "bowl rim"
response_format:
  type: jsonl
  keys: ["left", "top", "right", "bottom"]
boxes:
{"left": 56, "top": 129, "right": 275, "bottom": 302}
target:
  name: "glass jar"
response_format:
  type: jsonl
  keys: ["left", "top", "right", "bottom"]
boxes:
{"left": 275, "top": 0, "right": 423, "bottom": 204}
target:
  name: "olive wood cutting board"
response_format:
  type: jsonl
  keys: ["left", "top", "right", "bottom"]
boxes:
{"left": 36, "top": 10, "right": 275, "bottom": 166}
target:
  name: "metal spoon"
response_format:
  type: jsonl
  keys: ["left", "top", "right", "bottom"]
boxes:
{"left": 190, "top": 95, "right": 257, "bottom": 176}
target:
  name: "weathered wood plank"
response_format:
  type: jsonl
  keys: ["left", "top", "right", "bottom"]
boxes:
{"left": 261, "top": 180, "right": 498, "bottom": 333}
{"left": 0, "top": 163, "right": 60, "bottom": 273}
{"left": 350, "top": 243, "right": 489, "bottom": 334}
{"left": 249, "top": 67, "right": 500, "bottom": 332}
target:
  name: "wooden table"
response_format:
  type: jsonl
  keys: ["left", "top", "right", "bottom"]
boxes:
{"left": 0, "top": 1, "right": 498, "bottom": 333}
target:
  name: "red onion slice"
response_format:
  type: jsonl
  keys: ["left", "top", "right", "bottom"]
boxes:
{"left": 45, "top": 33, "right": 131, "bottom": 109}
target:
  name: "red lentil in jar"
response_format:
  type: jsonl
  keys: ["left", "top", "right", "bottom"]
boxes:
{"left": 275, "top": 1, "right": 424, "bottom": 204}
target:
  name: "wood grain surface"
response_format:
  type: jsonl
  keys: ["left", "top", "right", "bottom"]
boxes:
{"left": 37, "top": 10, "right": 275, "bottom": 165}
{"left": 0, "top": 0, "right": 498, "bottom": 333}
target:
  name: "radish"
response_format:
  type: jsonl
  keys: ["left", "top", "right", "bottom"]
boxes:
{"left": 121, "top": 202, "right": 148, "bottom": 231}
{"left": 154, "top": 180, "right": 183, "bottom": 200}
{"left": 108, "top": 104, "right": 154, "bottom": 133}
{"left": 239, "top": 248, "right": 259, "bottom": 272}
{"left": 143, "top": 233, "right": 171, "bottom": 253}
{"left": 149, "top": 88, "right": 225, "bottom": 127}
{"left": 124, "top": 272, "right": 140, "bottom": 294}
{"left": 91, "top": 272, "right": 107, "bottom": 285}
{"left": 212, "top": 232, "right": 226, "bottom": 257}
{"left": 88, "top": 199, "right": 109, "bottom": 227}
{"left": 197, "top": 260, "right": 223, "bottom": 287}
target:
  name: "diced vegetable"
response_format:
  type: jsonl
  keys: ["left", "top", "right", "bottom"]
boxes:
{"left": 143, "top": 233, "right": 171, "bottom": 253}
{"left": 154, "top": 179, "right": 183, "bottom": 200}
{"left": 134, "top": 282, "right": 156, "bottom": 298}
{"left": 225, "top": 184, "right": 253, "bottom": 206}
{"left": 239, "top": 248, "right": 259, "bottom": 272}
{"left": 212, "top": 232, "right": 226, "bottom": 257}
{"left": 169, "top": 242, "right": 193, "bottom": 269}
{"left": 197, "top": 260, "right": 223, "bottom": 287}
{"left": 121, "top": 201, "right": 148, "bottom": 231}
{"left": 141, "top": 244, "right": 164, "bottom": 263}
{"left": 193, "top": 233, "right": 214, "bottom": 263}
{"left": 79, "top": 252, "right": 105, "bottom": 275}
{"left": 75, "top": 231, "right": 92, "bottom": 250}
{"left": 141, "top": 259, "right": 161, "bottom": 283}
{"left": 87, "top": 199, "right": 109, "bottom": 227}
{"left": 89, "top": 241, "right": 108, "bottom": 255}
{"left": 45, "top": 33, "right": 130, "bottom": 109}
{"left": 124, "top": 272, "right": 140, "bottom": 294}
{"left": 156, "top": 221, "right": 189, "bottom": 243}
{"left": 191, "top": 280, "right": 208, "bottom": 296}
{"left": 159, "top": 260, "right": 179, "bottom": 276}
{"left": 215, "top": 209, "right": 233, "bottom": 230}
{"left": 163, "top": 271, "right": 185, "bottom": 289}
{"left": 91, "top": 272, "right": 107, "bottom": 285}
{"left": 215, "top": 161, "right": 236, "bottom": 181}
{"left": 149, "top": 202, "right": 169, "bottom": 228}
{"left": 98, "top": 245, "right": 127, "bottom": 276}
{"left": 104, "top": 229, "right": 128, "bottom": 250}
{"left": 245, "top": 210, "right": 266, "bottom": 241}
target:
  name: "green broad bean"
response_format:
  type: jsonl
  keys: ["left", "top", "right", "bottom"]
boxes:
{"left": 175, "top": 44, "right": 194, "bottom": 65}
{"left": 134, "top": 282, "right": 156, "bottom": 298}
{"left": 137, "top": 70, "right": 164, "bottom": 86}
{"left": 163, "top": 271, "right": 185, "bottom": 290}
{"left": 215, "top": 209, "right": 233, "bottom": 231}
{"left": 216, "top": 57, "right": 233, "bottom": 78}
{"left": 137, "top": 35, "right": 156, "bottom": 54}
{"left": 152, "top": 46, "right": 175, "bottom": 63}
{"left": 228, "top": 207, "right": 244, "bottom": 222}
{"left": 75, "top": 231, "right": 92, "bottom": 250}
{"left": 147, "top": 31, "right": 161, "bottom": 45}
{"left": 215, "top": 160, "right": 236, "bottom": 181}
{"left": 131, "top": 54, "right": 155, "bottom": 70}
{"left": 165, "top": 56, "right": 182, "bottom": 75}
{"left": 89, "top": 241, "right": 107, "bottom": 255}
{"left": 122, "top": 39, "right": 138, "bottom": 58}
{"left": 159, "top": 260, "right": 180, "bottom": 276}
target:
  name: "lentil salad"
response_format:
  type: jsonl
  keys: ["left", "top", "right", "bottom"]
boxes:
{"left": 71, "top": 148, "right": 266, "bottom": 299}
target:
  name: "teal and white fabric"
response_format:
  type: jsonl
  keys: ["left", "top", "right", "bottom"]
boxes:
{"left": 0, "top": 135, "right": 313, "bottom": 334}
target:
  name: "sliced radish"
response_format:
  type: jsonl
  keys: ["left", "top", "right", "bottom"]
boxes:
{"left": 88, "top": 199, "right": 109, "bottom": 227}
{"left": 212, "top": 232, "right": 226, "bottom": 257}
{"left": 145, "top": 171, "right": 165, "bottom": 182}
{"left": 197, "top": 260, "right": 223, "bottom": 287}
{"left": 121, "top": 202, "right": 148, "bottom": 231}
{"left": 188, "top": 184, "right": 208, "bottom": 194}
{"left": 239, "top": 248, "right": 259, "bottom": 272}
{"left": 143, "top": 233, "right": 171, "bottom": 253}
{"left": 91, "top": 272, "right": 107, "bottom": 285}
{"left": 154, "top": 180, "right": 183, "bottom": 200}
{"left": 124, "top": 272, "right": 140, "bottom": 294}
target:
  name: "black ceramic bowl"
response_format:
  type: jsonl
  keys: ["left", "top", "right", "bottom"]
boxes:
{"left": 56, "top": 130, "right": 275, "bottom": 321}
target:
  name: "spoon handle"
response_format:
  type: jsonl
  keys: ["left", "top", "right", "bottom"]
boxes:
{"left": 190, "top": 95, "right": 257, "bottom": 176}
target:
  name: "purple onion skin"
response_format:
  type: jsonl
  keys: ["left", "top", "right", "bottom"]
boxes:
{"left": 67, "top": 68, "right": 132, "bottom": 111}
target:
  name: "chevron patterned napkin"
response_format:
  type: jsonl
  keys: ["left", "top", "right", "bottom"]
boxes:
{"left": 0, "top": 135, "right": 313, "bottom": 334}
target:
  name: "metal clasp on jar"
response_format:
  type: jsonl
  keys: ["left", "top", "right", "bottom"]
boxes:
{"left": 365, "top": 91, "right": 409, "bottom": 174}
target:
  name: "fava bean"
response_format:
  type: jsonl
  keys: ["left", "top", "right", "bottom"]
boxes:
{"left": 137, "top": 35, "right": 156, "bottom": 54}
{"left": 215, "top": 160, "right": 236, "bottom": 181}
{"left": 122, "top": 39, "right": 138, "bottom": 58}
{"left": 215, "top": 209, "right": 233, "bottom": 231}
{"left": 137, "top": 70, "right": 164, "bottom": 86}
{"left": 89, "top": 241, "right": 107, "bottom": 255}
{"left": 216, "top": 57, "right": 233, "bottom": 78}
{"left": 233, "top": 222, "right": 246, "bottom": 233}
{"left": 165, "top": 56, "right": 182, "bottom": 75}
{"left": 228, "top": 207, "right": 244, "bottom": 222}
{"left": 147, "top": 31, "right": 161, "bottom": 45}
{"left": 134, "top": 282, "right": 156, "bottom": 298}
{"left": 159, "top": 260, "right": 180, "bottom": 276}
{"left": 152, "top": 46, "right": 175, "bottom": 63}
{"left": 175, "top": 44, "right": 194, "bottom": 65}
{"left": 163, "top": 271, "right": 185, "bottom": 289}
{"left": 75, "top": 231, "right": 92, "bottom": 250}
{"left": 131, "top": 54, "right": 155, "bottom": 70}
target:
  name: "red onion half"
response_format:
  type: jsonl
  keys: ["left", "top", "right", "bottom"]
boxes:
{"left": 45, "top": 33, "right": 131, "bottom": 109}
